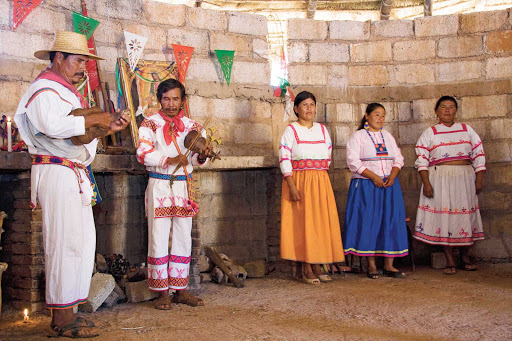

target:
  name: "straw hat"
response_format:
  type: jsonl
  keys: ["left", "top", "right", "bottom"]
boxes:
{"left": 34, "top": 31, "right": 103, "bottom": 61}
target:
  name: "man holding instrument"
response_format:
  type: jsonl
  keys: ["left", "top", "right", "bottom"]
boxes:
{"left": 136, "top": 79, "right": 212, "bottom": 309}
{"left": 14, "top": 31, "right": 130, "bottom": 338}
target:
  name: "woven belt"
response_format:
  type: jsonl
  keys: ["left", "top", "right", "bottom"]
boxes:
{"left": 32, "top": 154, "right": 91, "bottom": 194}
{"left": 149, "top": 172, "right": 191, "bottom": 181}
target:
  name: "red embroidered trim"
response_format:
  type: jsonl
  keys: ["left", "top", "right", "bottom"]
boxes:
{"left": 289, "top": 123, "right": 326, "bottom": 144}
{"left": 291, "top": 159, "right": 329, "bottom": 170}
{"left": 431, "top": 124, "right": 467, "bottom": 135}
{"left": 414, "top": 231, "right": 484, "bottom": 244}
{"left": 430, "top": 140, "right": 472, "bottom": 152}
{"left": 279, "top": 144, "right": 292, "bottom": 152}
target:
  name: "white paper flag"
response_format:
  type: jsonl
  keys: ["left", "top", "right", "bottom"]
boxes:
{"left": 283, "top": 92, "right": 293, "bottom": 123}
{"left": 124, "top": 31, "right": 148, "bottom": 72}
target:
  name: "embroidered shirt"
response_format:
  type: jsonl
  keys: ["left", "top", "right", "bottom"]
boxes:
{"left": 279, "top": 122, "right": 332, "bottom": 178}
{"left": 346, "top": 129, "right": 404, "bottom": 179}
{"left": 414, "top": 123, "right": 485, "bottom": 172}
{"left": 14, "top": 79, "right": 97, "bottom": 165}
{"left": 136, "top": 113, "right": 206, "bottom": 175}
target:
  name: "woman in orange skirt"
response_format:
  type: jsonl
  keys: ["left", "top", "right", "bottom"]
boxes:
{"left": 279, "top": 91, "right": 345, "bottom": 285}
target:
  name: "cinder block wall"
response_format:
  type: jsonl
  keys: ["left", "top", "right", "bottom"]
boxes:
{"left": 285, "top": 9, "right": 512, "bottom": 262}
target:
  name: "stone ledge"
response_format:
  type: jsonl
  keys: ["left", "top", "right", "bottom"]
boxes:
{"left": 0, "top": 152, "right": 276, "bottom": 173}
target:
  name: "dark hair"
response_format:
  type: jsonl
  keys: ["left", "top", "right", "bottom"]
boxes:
{"left": 435, "top": 96, "right": 458, "bottom": 111}
{"left": 293, "top": 91, "right": 316, "bottom": 117}
{"left": 358, "top": 103, "right": 385, "bottom": 130}
{"left": 49, "top": 51, "right": 71, "bottom": 62}
{"left": 157, "top": 79, "right": 186, "bottom": 102}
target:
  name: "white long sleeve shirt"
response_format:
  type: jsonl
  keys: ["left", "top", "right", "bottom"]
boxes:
{"left": 279, "top": 122, "right": 332, "bottom": 178}
{"left": 346, "top": 129, "right": 404, "bottom": 179}
{"left": 414, "top": 123, "right": 485, "bottom": 172}
{"left": 14, "top": 79, "right": 96, "bottom": 164}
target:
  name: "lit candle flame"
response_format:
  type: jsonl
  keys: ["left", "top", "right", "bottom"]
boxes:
{"left": 23, "top": 309, "right": 29, "bottom": 322}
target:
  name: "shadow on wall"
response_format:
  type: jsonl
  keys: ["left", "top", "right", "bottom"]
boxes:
{"left": 198, "top": 169, "right": 270, "bottom": 264}
{"left": 93, "top": 173, "right": 148, "bottom": 265}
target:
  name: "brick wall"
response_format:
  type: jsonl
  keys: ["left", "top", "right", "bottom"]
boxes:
{"left": 1, "top": 1, "right": 512, "bottom": 311}
{"left": 286, "top": 9, "right": 512, "bottom": 261}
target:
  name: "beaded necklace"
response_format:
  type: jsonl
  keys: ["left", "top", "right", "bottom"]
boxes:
{"left": 365, "top": 129, "right": 388, "bottom": 156}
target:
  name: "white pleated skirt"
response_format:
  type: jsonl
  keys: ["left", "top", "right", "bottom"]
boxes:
{"left": 413, "top": 165, "right": 485, "bottom": 246}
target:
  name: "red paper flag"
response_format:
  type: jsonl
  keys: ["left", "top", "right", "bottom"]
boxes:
{"left": 81, "top": 5, "right": 100, "bottom": 93}
{"left": 172, "top": 44, "right": 194, "bottom": 83}
{"left": 13, "top": 0, "right": 43, "bottom": 30}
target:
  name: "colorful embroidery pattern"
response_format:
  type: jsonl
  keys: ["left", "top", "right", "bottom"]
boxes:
{"left": 170, "top": 255, "right": 191, "bottom": 264}
{"left": 291, "top": 159, "right": 329, "bottom": 171}
{"left": 149, "top": 172, "right": 190, "bottom": 181}
{"left": 154, "top": 206, "right": 197, "bottom": 218}
{"left": 140, "top": 119, "right": 158, "bottom": 133}
{"left": 147, "top": 255, "right": 169, "bottom": 265}
{"left": 169, "top": 277, "right": 189, "bottom": 288}
{"left": 148, "top": 277, "right": 169, "bottom": 290}
{"left": 26, "top": 88, "right": 73, "bottom": 108}
{"left": 417, "top": 204, "right": 479, "bottom": 215}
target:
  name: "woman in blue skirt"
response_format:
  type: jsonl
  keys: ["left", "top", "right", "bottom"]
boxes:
{"left": 343, "top": 103, "right": 408, "bottom": 279}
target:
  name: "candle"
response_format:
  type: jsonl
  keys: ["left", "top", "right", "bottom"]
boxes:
{"left": 23, "top": 309, "right": 29, "bottom": 322}
{"left": 7, "top": 117, "right": 12, "bottom": 152}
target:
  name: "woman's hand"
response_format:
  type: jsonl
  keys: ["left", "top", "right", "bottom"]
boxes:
{"left": 475, "top": 171, "right": 484, "bottom": 194}
{"left": 384, "top": 176, "right": 395, "bottom": 187}
{"left": 422, "top": 183, "right": 434, "bottom": 198}
{"left": 285, "top": 176, "right": 301, "bottom": 202}
{"left": 371, "top": 174, "right": 385, "bottom": 188}
{"left": 289, "top": 186, "right": 302, "bottom": 202}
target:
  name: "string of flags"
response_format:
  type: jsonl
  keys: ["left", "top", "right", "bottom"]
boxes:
{"left": 13, "top": 4, "right": 294, "bottom": 121}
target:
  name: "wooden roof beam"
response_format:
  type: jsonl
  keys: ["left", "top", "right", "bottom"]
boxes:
{"left": 307, "top": 0, "right": 318, "bottom": 18}
{"left": 380, "top": 0, "right": 393, "bottom": 19}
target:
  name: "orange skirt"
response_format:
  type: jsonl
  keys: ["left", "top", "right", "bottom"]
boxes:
{"left": 281, "top": 170, "right": 345, "bottom": 264}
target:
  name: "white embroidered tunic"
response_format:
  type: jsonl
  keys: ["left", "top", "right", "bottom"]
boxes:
{"left": 346, "top": 129, "right": 404, "bottom": 179}
{"left": 414, "top": 123, "right": 485, "bottom": 172}
{"left": 136, "top": 113, "right": 206, "bottom": 218}
{"left": 279, "top": 122, "right": 332, "bottom": 178}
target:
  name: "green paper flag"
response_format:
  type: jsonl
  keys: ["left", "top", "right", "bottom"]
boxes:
{"left": 73, "top": 12, "right": 100, "bottom": 40}
{"left": 215, "top": 50, "right": 235, "bottom": 86}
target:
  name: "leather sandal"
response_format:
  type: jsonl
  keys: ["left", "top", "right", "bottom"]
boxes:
{"left": 443, "top": 266, "right": 457, "bottom": 275}
{"left": 48, "top": 318, "right": 99, "bottom": 338}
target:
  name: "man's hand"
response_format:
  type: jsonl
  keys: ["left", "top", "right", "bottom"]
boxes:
{"left": 164, "top": 154, "right": 188, "bottom": 167}
{"left": 198, "top": 144, "right": 213, "bottom": 161}
{"left": 109, "top": 109, "right": 131, "bottom": 133}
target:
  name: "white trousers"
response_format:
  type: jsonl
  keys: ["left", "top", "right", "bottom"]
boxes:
{"left": 33, "top": 164, "right": 95, "bottom": 309}
{"left": 147, "top": 215, "right": 192, "bottom": 291}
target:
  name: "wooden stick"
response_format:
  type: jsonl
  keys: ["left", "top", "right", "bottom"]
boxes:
{"left": 203, "top": 246, "right": 244, "bottom": 288}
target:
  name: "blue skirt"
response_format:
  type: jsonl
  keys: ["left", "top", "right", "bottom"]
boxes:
{"left": 343, "top": 178, "right": 408, "bottom": 257}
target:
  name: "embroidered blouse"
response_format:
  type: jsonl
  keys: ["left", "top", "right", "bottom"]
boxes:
{"left": 346, "top": 129, "right": 404, "bottom": 179}
{"left": 414, "top": 123, "right": 485, "bottom": 172}
{"left": 136, "top": 113, "right": 206, "bottom": 175}
{"left": 279, "top": 122, "right": 332, "bottom": 178}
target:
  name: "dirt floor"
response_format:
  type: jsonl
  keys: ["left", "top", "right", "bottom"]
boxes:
{"left": 1, "top": 263, "right": 511, "bottom": 341}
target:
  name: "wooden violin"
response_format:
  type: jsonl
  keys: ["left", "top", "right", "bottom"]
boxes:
{"left": 184, "top": 130, "right": 221, "bottom": 162}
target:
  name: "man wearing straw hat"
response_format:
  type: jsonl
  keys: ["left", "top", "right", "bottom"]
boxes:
{"left": 14, "top": 31, "right": 130, "bottom": 338}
